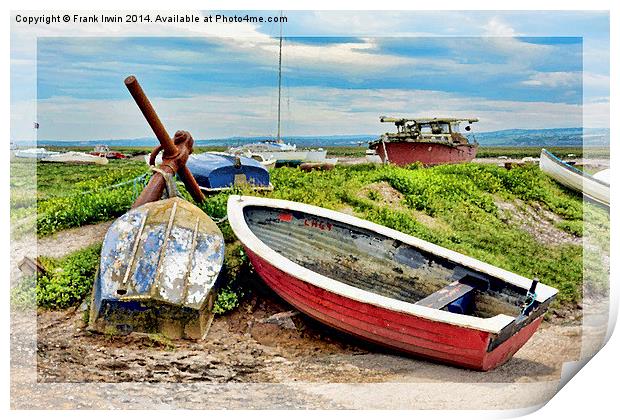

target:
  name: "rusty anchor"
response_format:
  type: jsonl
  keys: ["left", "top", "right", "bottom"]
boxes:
{"left": 124, "top": 75, "right": 205, "bottom": 207}
{"left": 88, "top": 76, "right": 225, "bottom": 340}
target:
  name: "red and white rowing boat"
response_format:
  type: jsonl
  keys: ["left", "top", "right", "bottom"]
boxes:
{"left": 227, "top": 195, "right": 557, "bottom": 370}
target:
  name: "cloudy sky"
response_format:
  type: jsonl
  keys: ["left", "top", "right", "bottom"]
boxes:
{"left": 10, "top": 10, "right": 609, "bottom": 141}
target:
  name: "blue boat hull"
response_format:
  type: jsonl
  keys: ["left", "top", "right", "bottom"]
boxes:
{"left": 186, "top": 153, "right": 271, "bottom": 190}
{"left": 88, "top": 197, "right": 225, "bottom": 339}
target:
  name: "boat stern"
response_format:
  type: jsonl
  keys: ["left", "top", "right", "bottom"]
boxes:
{"left": 88, "top": 197, "right": 225, "bottom": 339}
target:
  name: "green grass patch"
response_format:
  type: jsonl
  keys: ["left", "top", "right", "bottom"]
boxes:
{"left": 36, "top": 244, "right": 102, "bottom": 309}
{"left": 15, "top": 154, "right": 609, "bottom": 311}
{"left": 10, "top": 244, "right": 103, "bottom": 310}
{"left": 11, "top": 240, "right": 254, "bottom": 315}
{"left": 11, "top": 159, "right": 149, "bottom": 237}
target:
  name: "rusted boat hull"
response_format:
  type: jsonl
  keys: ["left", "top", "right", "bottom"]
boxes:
{"left": 227, "top": 195, "right": 557, "bottom": 370}
{"left": 372, "top": 141, "right": 477, "bottom": 166}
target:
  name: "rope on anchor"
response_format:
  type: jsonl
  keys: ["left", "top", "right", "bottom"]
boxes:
{"left": 148, "top": 165, "right": 228, "bottom": 224}
{"left": 146, "top": 165, "right": 232, "bottom": 225}
{"left": 150, "top": 165, "right": 179, "bottom": 199}
{"left": 211, "top": 214, "right": 228, "bottom": 224}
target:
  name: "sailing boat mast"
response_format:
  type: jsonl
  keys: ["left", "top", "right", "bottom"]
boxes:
{"left": 276, "top": 11, "right": 283, "bottom": 144}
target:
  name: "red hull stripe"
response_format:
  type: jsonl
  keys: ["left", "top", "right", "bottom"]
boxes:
{"left": 271, "top": 272, "right": 486, "bottom": 366}
{"left": 246, "top": 248, "right": 543, "bottom": 370}
{"left": 247, "top": 249, "right": 488, "bottom": 367}
{"left": 376, "top": 142, "right": 477, "bottom": 166}
{"left": 249, "top": 247, "right": 484, "bottom": 343}
{"left": 272, "top": 265, "right": 486, "bottom": 354}
{"left": 276, "top": 282, "right": 487, "bottom": 368}
{"left": 480, "top": 316, "right": 542, "bottom": 370}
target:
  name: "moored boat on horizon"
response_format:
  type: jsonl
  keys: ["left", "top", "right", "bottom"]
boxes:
{"left": 228, "top": 142, "right": 332, "bottom": 166}
{"left": 227, "top": 195, "right": 558, "bottom": 371}
{"left": 14, "top": 147, "right": 59, "bottom": 159}
{"left": 227, "top": 17, "right": 332, "bottom": 168}
{"left": 369, "top": 116, "right": 479, "bottom": 166}
{"left": 42, "top": 151, "right": 108, "bottom": 165}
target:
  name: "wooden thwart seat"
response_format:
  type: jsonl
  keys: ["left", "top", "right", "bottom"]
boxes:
{"left": 415, "top": 281, "right": 475, "bottom": 309}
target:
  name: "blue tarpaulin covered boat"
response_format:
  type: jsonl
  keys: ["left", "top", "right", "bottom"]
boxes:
{"left": 187, "top": 153, "right": 272, "bottom": 192}
{"left": 148, "top": 152, "right": 272, "bottom": 192}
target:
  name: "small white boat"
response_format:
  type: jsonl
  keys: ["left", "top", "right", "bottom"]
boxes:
{"left": 240, "top": 153, "right": 277, "bottom": 170}
{"left": 365, "top": 149, "right": 383, "bottom": 164}
{"left": 539, "top": 149, "right": 609, "bottom": 206}
{"left": 230, "top": 143, "right": 306, "bottom": 162}
{"left": 305, "top": 149, "right": 329, "bottom": 162}
{"left": 42, "top": 151, "right": 108, "bottom": 165}
{"left": 229, "top": 142, "right": 302, "bottom": 160}
{"left": 14, "top": 147, "right": 59, "bottom": 159}
{"left": 229, "top": 143, "right": 333, "bottom": 165}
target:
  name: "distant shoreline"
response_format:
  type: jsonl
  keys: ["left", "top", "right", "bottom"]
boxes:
{"left": 15, "top": 127, "right": 610, "bottom": 148}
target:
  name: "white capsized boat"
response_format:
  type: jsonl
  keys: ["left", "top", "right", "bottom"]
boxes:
{"left": 42, "top": 151, "right": 108, "bottom": 165}
{"left": 14, "top": 147, "right": 59, "bottom": 159}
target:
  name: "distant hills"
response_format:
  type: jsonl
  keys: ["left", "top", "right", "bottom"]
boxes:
{"left": 475, "top": 127, "right": 609, "bottom": 147}
{"left": 27, "top": 127, "right": 609, "bottom": 148}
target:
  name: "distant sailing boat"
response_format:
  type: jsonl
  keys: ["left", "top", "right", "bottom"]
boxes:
{"left": 229, "top": 13, "right": 330, "bottom": 165}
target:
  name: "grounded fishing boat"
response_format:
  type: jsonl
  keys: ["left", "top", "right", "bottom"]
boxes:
{"left": 89, "top": 144, "right": 128, "bottom": 159}
{"left": 228, "top": 195, "right": 558, "bottom": 370}
{"left": 42, "top": 151, "right": 108, "bottom": 165}
{"left": 14, "top": 147, "right": 59, "bottom": 159}
{"left": 369, "top": 116, "right": 479, "bottom": 166}
{"left": 146, "top": 152, "right": 272, "bottom": 192}
{"left": 539, "top": 149, "right": 609, "bottom": 206}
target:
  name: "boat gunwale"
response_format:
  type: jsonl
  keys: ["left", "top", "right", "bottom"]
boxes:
{"left": 369, "top": 138, "right": 478, "bottom": 149}
{"left": 199, "top": 184, "right": 274, "bottom": 193}
{"left": 541, "top": 148, "right": 610, "bottom": 187}
{"left": 227, "top": 195, "right": 558, "bottom": 335}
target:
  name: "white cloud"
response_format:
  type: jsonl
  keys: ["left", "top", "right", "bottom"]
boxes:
{"left": 482, "top": 17, "right": 519, "bottom": 37}
{"left": 583, "top": 72, "right": 609, "bottom": 91}
{"left": 583, "top": 100, "right": 609, "bottom": 128}
{"left": 522, "top": 71, "right": 581, "bottom": 88}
